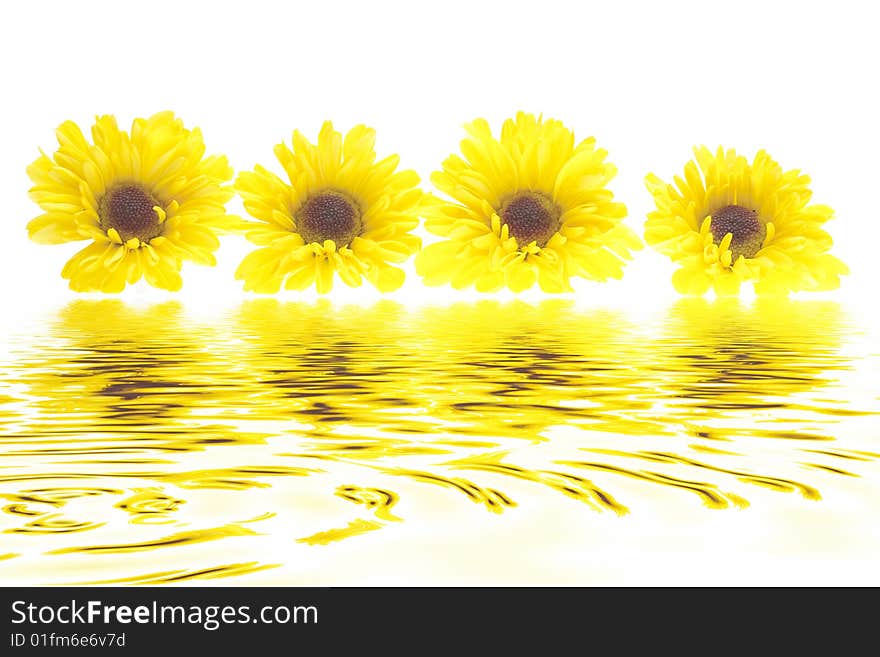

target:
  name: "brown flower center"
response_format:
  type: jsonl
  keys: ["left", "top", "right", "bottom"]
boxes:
{"left": 710, "top": 204, "right": 766, "bottom": 260}
{"left": 296, "top": 190, "right": 363, "bottom": 247}
{"left": 499, "top": 192, "right": 561, "bottom": 247}
{"left": 98, "top": 184, "right": 163, "bottom": 242}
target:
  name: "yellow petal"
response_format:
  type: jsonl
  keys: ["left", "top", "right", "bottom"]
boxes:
{"left": 672, "top": 266, "right": 711, "bottom": 295}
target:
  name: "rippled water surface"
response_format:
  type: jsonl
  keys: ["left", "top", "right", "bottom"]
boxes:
{"left": 1, "top": 299, "right": 878, "bottom": 585}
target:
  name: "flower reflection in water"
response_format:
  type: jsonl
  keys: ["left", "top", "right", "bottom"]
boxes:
{"left": 0, "top": 297, "right": 877, "bottom": 584}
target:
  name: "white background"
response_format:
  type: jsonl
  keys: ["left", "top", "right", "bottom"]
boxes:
{"left": 1, "top": 0, "right": 878, "bottom": 316}
{"left": 1, "top": 1, "right": 879, "bottom": 587}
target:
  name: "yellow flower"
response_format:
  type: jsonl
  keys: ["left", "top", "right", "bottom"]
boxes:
{"left": 235, "top": 122, "right": 424, "bottom": 294}
{"left": 645, "top": 147, "right": 849, "bottom": 296}
{"left": 27, "top": 112, "right": 236, "bottom": 292}
{"left": 415, "top": 112, "right": 641, "bottom": 293}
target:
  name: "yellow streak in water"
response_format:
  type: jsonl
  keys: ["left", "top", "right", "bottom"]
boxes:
{"left": 6, "top": 514, "right": 106, "bottom": 534}
{"left": 381, "top": 467, "right": 516, "bottom": 514}
{"left": 558, "top": 460, "right": 750, "bottom": 510}
{"left": 444, "top": 451, "right": 628, "bottom": 514}
{"left": 48, "top": 524, "right": 258, "bottom": 554}
{"left": 336, "top": 485, "right": 402, "bottom": 522}
{"left": 584, "top": 448, "right": 821, "bottom": 500}
{"left": 297, "top": 519, "right": 384, "bottom": 545}
{"left": 115, "top": 488, "right": 185, "bottom": 524}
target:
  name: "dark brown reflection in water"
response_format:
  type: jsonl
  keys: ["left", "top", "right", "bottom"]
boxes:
{"left": 0, "top": 298, "right": 877, "bottom": 584}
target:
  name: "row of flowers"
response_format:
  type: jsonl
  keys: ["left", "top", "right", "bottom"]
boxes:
{"left": 27, "top": 112, "right": 847, "bottom": 296}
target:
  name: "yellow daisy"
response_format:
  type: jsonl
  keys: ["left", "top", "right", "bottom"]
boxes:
{"left": 415, "top": 112, "right": 641, "bottom": 292}
{"left": 235, "top": 122, "right": 424, "bottom": 294}
{"left": 645, "top": 147, "right": 848, "bottom": 296}
{"left": 27, "top": 111, "right": 236, "bottom": 292}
